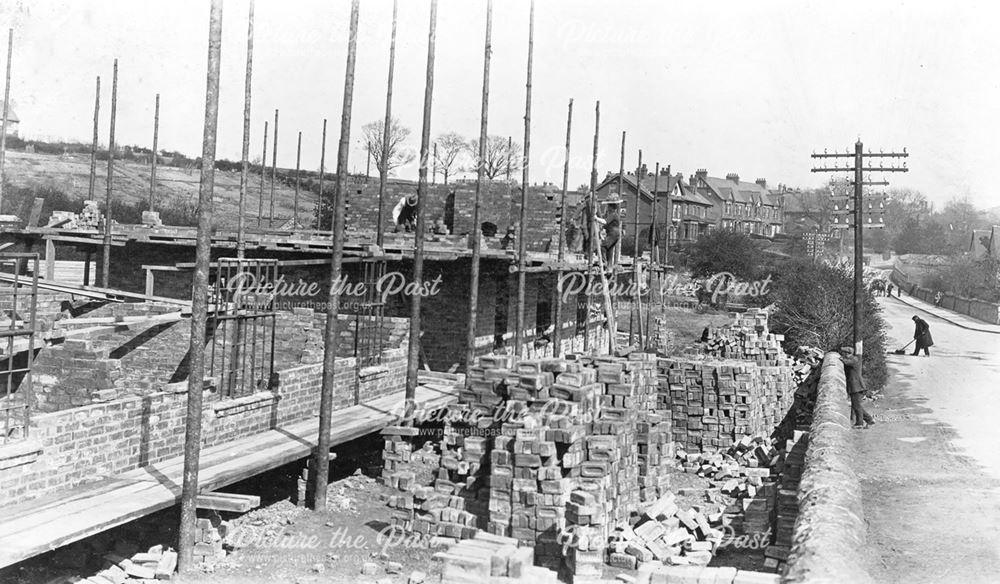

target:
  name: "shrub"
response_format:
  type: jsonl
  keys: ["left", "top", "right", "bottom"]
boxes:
{"left": 687, "top": 229, "right": 764, "bottom": 281}
{"left": 767, "top": 258, "right": 889, "bottom": 393}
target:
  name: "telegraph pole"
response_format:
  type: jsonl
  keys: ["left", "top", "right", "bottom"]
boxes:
{"left": 811, "top": 140, "right": 907, "bottom": 355}
{"left": 465, "top": 0, "right": 492, "bottom": 371}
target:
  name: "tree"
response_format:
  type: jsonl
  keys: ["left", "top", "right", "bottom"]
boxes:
{"left": 885, "top": 188, "right": 931, "bottom": 246}
{"left": 362, "top": 117, "right": 415, "bottom": 176}
{"left": 939, "top": 195, "right": 987, "bottom": 252}
{"left": 893, "top": 217, "right": 948, "bottom": 255}
{"left": 768, "top": 258, "right": 889, "bottom": 393}
{"left": 466, "top": 135, "right": 521, "bottom": 180}
{"left": 433, "top": 132, "right": 468, "bottom": 185}
{"left": 687, "top": 229, "right": 764, "bottom": 281}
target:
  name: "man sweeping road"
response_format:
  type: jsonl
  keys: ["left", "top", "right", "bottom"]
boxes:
{"left": 911, "top": 315, "right": 934, "bottom": 357}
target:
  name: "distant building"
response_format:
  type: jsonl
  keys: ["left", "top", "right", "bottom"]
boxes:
{"left": 690, "top": 170, "right": 785, "bottom": 238}
{"left": 1, "top": 101, "right": 18, "bottom": 137}
{"left": 970, "top": 226, "right": 1000, "bottom": 259}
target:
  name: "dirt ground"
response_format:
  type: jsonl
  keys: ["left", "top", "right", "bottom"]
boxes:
{"left": 856, "top": 297, "right": 1000, "bottom": 583}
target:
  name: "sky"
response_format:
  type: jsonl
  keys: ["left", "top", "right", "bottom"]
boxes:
{"left": 3, "top": 0, "right": 1000, "bottom": 210}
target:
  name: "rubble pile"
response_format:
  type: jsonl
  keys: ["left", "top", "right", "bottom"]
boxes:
{"left": 56, "top": 545, "right": 179, "bottom": 584}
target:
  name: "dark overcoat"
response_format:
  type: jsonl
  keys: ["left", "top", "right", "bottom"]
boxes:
{"left": 913, "top": 317, "right": 934, "bottom": 349}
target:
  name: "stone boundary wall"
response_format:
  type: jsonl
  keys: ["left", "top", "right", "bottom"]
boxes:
{"left": 781, "top": 353, "right": 873, "bottom": 584}
{"left": 892, "top": 266, "right": 1000, "bottom": 325}
{"left": 0, "top": 347, "right": 406, "bottom": 509}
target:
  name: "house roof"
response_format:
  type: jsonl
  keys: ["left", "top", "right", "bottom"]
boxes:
{"left": 595, "top": 172, "right": 683, "bottom": 203}
{"left": 700, "top": 175, "right": 782, "bottom": 207}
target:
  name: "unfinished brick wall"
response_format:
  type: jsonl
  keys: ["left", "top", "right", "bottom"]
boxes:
{"left": 28, "top": 295, "right": 409, "bottom": 413}
{"left": 0, "top": 347, "right": 407, "bottom": 509}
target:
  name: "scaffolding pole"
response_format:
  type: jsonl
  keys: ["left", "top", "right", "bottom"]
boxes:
{"left": 513, "top": 0, "right": 535, "bottom": 362}
{"left": 237, "top": 0, "right": 254, "bottom": 258}
{"left": 552, "top": 98, "right": 572, "bottom": 358}
{"left": 257, "top": 120, "right": 268, "bottom": 227}
{"left": 405, "top": 0, "right": 438, "bottom": 401}
{"left": 0, "top": 29, "right": 12, "bottom": 213}
{"left": 293, "top": 131, "right": 302, "bottom": 228}
{"left": 148, "top": 94, "right": 160, "bottom": 211}
{"left": 88, "top": 76, "right": 100, "bottom": 202}
{"left": 101, "top": 59, "right": 118, "bottom": 289}
{"left": 312, "top": 0, "right": 360, "bottom": 511}
{"left": 465, "top": 0, "right": 492, "bottom": 371}
{"left": 178, "top": 0, "right": 222, "bottom": 572}
{"left": 376, "top": 0, "right": 398, "bottom": 247}
{"left": 269, "top": 108, "right": 278, "bottom": 226}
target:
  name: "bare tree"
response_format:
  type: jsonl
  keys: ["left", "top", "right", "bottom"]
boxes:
{"left": 466, "top": 135, "right": 522, "bottom": 180}
{"left": 363, "top": 117, "right": 415, "bottom": 176}
{"left": 433, "top": 132, "right": 468, "bottom": 185}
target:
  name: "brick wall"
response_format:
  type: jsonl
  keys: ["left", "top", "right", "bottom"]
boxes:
{"left": 0, "top": 347, "right": 408, "bottom": 509}
{"left": 28, "top": 297, "right": 410, "bottom": 413}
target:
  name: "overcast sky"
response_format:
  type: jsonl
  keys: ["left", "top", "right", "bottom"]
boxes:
{"left": 4, "top": 0, "right": 1000, "bottom": 209}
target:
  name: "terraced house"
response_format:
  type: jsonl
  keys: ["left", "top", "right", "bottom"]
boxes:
{"left": 690, "top": 170, "right": 786, "bottom": 237}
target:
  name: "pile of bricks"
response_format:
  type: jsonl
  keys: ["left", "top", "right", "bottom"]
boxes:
{"left": 79, "top": 200, "right": 102, "bottom": 228}
{"left": 702, "top": 309, "right": 791, "bottom": 366}
{"left": 605, "top": 491, "right": 722, "bottom": 571}
{"left": 65, "top": 546, "right": 179, "bottom": 583}
{"left": 637, "top": 564, "right": 780, "bottom": 584}
{"left": 768, "top": 429, "right": 807, "bottom": 571}
{"left": 192, "top": 515, "right": 226, "bottom": 565}
{"left": 434, "top": 531, "right": 559, "bottom": 584}
{"left": 658, "top": 358, "right": 795, "bottom": 453}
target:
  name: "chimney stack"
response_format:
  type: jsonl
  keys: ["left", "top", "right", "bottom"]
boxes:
{"left": 755, "top": 178, "right": 767, "bottom": 189}
{"left": 694, "top": 169, "right": 708, "bottom": 185}
{"left": 726, "top": 173, "right": 740, "bottom": 183}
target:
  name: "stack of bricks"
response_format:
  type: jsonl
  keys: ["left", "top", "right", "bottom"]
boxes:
{"left": 768, "top": 429, "right": 807, "bottom": 571}
{"left": 702, "top": 309, "right": 792, "bottom": 366}
{"left": 435, "top": 531, "right": 559, "bottom": 584}
{"left": 192, "top": 516, "right": 226, "bottom": 565}
{"left": 658, "top": 358, "right": 796, "bottom": 453}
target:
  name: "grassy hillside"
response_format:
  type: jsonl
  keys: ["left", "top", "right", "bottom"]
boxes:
{"left": 2, "top": 150, "right": 319, "bottom": 229}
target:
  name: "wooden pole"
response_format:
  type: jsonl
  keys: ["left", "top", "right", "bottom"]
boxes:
{"left": 632, "top": 150, "right": 643, "bottom": 347}
{"left": 376, "top": 0, "right": 398, "bottom": 247}
{"left": 312, "top": 0, "right": 360, "bottom": 511}
{"left": 406, "top": 0, "right": 438, "bottom": 401}
{"left": 237, "top": 0, "right": 254, "bottom": 258}
{"left": 552, "top": 98, "right": 572, "bottom": 358}
{"left": 293, "top": 130, "right": 302, "bottom": 228}
{"left": 318, "top": 118, "right": 327, "bottom": 228}
{"left": 0, "top": 29, "right": 11, "bottom": 213}
{"left": 148, "top": 93, "right": 160, "bottom": 211}
{"left": 587, "top": 102, "right": 617, "bottom": 354}
{"left": 645, "top": 161, "right": 659, "bottom": 339}
{"left": 178, "top": 0, "right": 222, "bottom": 571}
{"left": 101, "top": 59, "right": 118, "bottom": 289}
{"left": 257, "top": 120, "right": 268, "bottom": 227}
{"left": 514, "top": 0, "right": 535, "bottom": 362}
{"left": 853, "top": 140, "right": 863, "bottom": 355}
{"left": 269, "top": 108, "right": 278, "bottom": 226}
{"left": 88, "top": 77, "right": 100, "bottom": 202}
{"left": 465, "top": 0, "right": 492, "bottom": 371}
{"left": 664, "top": 164, "right": 671, "bottom": 269}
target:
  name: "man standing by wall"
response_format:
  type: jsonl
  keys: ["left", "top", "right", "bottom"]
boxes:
{"left": 841, "top": 346, "right": 874, "bottom": 429}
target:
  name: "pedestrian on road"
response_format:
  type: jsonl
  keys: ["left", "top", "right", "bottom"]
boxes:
{"left": 840, "top": 346, "right": 874, "bottom": 429}
{"left": 911, "top": 315, "right": 933, "bottom": 357}
{"left": 887, "top": 282, "right": 894, "bottom": 297}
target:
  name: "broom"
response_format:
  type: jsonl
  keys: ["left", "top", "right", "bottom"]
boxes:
{"left": 892, "top": 339, "right": 915, "bottom": 355}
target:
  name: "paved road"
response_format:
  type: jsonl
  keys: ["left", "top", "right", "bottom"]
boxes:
{"left": 857, "top": 296, "right": 1000, "bottom": 583}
